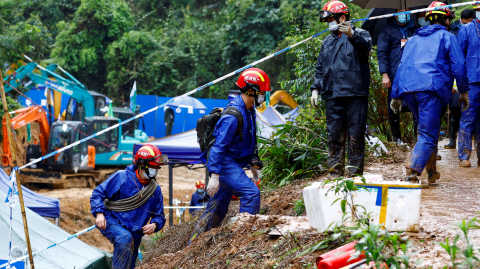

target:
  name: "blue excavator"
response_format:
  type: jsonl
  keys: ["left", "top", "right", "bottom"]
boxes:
{"left": 3, "top": 58, "right": 148, "bottom": 187}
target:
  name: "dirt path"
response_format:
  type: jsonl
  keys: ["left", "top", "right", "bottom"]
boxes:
{"left": 364, "top": 139, "right": 480, "bottom": 267}
{"left": 34, "top": 165, "right": 207, "bottom": 252}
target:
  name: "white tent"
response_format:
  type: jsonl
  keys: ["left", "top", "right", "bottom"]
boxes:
{"left": 0, "top": 190, "right": 111, "bottom": 269}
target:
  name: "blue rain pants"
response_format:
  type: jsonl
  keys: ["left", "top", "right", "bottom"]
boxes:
{"left": 100, "top": 223, "right": 143, "bottom": 269}
{"left": 458, "top": 83, "right": 480, "bottom": 160}
{"left": 403, "top": 91, "right": 442, "bottom": 174}
{"left": 189, "top": 158, "right": 260, "bottom": 243}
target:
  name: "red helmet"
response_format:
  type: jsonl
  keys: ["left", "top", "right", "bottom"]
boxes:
{"left": 134, "top": 144, "right": 164, "bottom": 168}
{"left": 236, "top": 68, "right": 271, "bottom": 93}
{"left": 320, "top": 1, "right": 350, "bottom": 22}
{"left": 426, "top": 1, "right": 454, "bottom": 21}
{"left": 196, "top": 180, "right": 205, "bottom": 189}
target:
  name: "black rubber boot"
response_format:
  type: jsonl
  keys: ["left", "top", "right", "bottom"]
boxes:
{"left": 444, "top": 122, "right": 457, "bottom": 149}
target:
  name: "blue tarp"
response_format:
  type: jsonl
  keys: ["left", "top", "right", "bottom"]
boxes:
{"left": 0, "top": 169, "right": 60, "bottom": 218}
{"left": 136, "top": 95, "right": 228, "bottom": 138}
{"left": 134, "top": 106, "right": 299, "bottom": 163}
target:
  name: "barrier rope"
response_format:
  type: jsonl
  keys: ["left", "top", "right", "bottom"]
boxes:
{"left": 0, "top": 225, "right": 96, "bottom": 269}
{"left": 13, "top": 0, "right": 480, "bottom": 172}
{"left": 3, "top": 0, "right": 479, "bottom": 264}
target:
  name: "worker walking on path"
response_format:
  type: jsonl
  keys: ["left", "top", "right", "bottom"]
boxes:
{"left": 90, "top": 144, "right": 166, "bottom": 269}
{"left": 189, "top": 180, "right": 209, "bottom": 215}
{"left": 391, "top": 1, "right": 469, "bottom": 184}
{"left": 377, "top": 7, "right": 418, "bottom": 146}
{"left": 189, "top": 68, "right": 267, "bottom": 243}
{"left": 445, "top": 9, "right": 475, "bottom": 150}
{"left": 311, "top": 0, "right": 372, "bottom": 178}
{"left": 457, "top": 4, "right": 480, "bottom": 167}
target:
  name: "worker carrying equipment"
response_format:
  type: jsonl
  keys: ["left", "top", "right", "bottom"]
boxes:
{"left": 391, "top": 0, "right": 469, "bottom": 184}
{"left": 311, "top": 0, "right": 372, "bottom": 178}
{"left": 90, "top": 144, "right": 166, "bottom": 269}
{"left": 189, "top": 180, "right": 210, "bottom": 215}
{"left": 457, "top": 5, "right": 480, "bottom": 167}
{"left": 189, "top": 68, "right": 270, "bottom": 243}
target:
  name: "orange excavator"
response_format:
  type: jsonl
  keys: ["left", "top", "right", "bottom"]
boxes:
{"left": 2, "top": 105, "right": 50, "bottom": 167}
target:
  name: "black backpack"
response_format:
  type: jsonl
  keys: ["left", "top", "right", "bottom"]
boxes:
{"left": 196, "top": 107, "right": 244, "bottom": 153}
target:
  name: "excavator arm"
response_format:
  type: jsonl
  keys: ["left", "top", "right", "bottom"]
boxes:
{"left": 257, "top": 90, "right": 298, "bottom": 113}
{"left": 3, "top": 62, "right": 95, "bottom": 118}
{"left": 2, "top": 105, "right": 50, "bottom": 167}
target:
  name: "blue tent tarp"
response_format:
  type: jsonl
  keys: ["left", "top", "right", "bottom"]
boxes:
{"left": 0, "top": 169, "right": 60, "bottom": 218}
{"left": 134, "top": 107, "right": 299, "bottom": 163}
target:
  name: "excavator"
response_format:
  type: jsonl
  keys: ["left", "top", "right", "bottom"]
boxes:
{"left": 1, "top": 105, "right": 136, "bottom": 188}
{"left": 1, "top": 60, "right": 148, "bottom": 187}
{"left": 256, "top": 90, "right": 298, "bottom": 114}
{"left": 2, "top": 105, "right": 50, "bottom": 167}
{"left": 3, "top": 59, "right": 148, "bottom": 164}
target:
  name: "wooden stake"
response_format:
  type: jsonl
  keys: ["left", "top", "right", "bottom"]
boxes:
{"left": 0, "top": 68, "right": 35, "bottom": 268}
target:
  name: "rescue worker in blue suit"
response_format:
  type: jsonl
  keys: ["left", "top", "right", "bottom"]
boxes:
{"left": 391, "top": 1, "right": 470, "bottom": 184}
{"left": 189, "top": 180, "right": 209, "bottom": 215}
{"left": 377, "top": 8, "right": 417, "bottom": 145}
{"left": 189, "top": 68, "right": 268, "bottom": 243}
{"left": 445, "top": 9, "right": 475, "bottom": 150}
{"left": 457, "top": 4, "right": 480, "bottom": 167}
{"left": 90, "top": 144, "right": 166, "bottom": 269}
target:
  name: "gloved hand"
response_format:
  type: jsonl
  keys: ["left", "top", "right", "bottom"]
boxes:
{"left": 390, "top": 98, "right": 402, "bottom": 115}
{"left": 459, "top": 92, "right": 470, "bottom": 112}
{"left": 250, "top": 167, "right": 260, "bottom": 184}
{"left": 311, "top": 89, "right": 319, "bottom": 108}
{"left": 207, "top": 173, "right": 220, "bottom": 197}
{"left": 338, "top": 21, "right": 354, "bottom": 37}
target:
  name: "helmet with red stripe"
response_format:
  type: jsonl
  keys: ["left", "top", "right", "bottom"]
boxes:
{"left": 195, "top": 180, "right": 205, "bottom": 189}
{"left": 319, "top": 1, "right": 350, "bottom": 22}
{"left": 134, "top": 144, "right": 164, "bottom": 169}
{"left": 426, "top": 1, "right": 454, "bottom": 21}
{"left": 236, "top": 68, "right": 271, "bottom": 96}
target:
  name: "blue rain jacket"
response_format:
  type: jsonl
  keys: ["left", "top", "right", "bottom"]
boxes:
{"left": 392, "top": 24, "right": 470, "bottom": 106}
{"left": 189, "top": 190, "right": 209, "bottom": 214}
{"left": 377, "top": 21, "right": 418, "bottom": 81}
{"left": 201, "top": 94, "right": 257, "bottom": 174}
{"left": 457, "top": 18, "right": 480, "bottom": 84}
{"left": 310, "top": 26, "right": 372, "bottom": 100}
{"left": 90, "top": 165, "right": 165, "bottom": 234}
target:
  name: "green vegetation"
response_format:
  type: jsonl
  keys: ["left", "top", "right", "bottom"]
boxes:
{"left": 0, "top": 0, "right": 366, "bottom": 102}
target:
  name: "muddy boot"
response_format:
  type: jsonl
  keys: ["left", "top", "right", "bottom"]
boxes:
{"left": 427, "top": 170, "right": 441, "bottom": 185}
{"left": 444, "top": 123, "right": 457, "bottom": 149}
{"left": 405, "top": 168, "right": 420, "bottom": 183}
{"left": 459, "top": 159, "right": 472, "bottom": 167}
{"left": 436, "top": 153, "right": 441, "bottom": 160}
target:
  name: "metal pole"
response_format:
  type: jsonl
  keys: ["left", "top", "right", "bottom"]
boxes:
{"left": 205, "top": 168, "right": 209, "bottom": 189}
{"left": 169, "top": 163, "right": 173, "bottom": 226}
{"left": 0, "top": 68, "right": 35, "bottom": 268}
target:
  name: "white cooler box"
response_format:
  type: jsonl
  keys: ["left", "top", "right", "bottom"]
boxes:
{"left": 303, "top": 175, "right": 421, "bottom": 232}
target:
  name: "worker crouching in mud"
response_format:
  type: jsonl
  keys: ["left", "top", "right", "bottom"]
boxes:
{"left": 189, "top": 68, "right": 269, "bottom": 243}
{"left": 90, "top": 144, "right": 166, "bottom": 269}
{"left": 311, "top": 1, "right": 372, "bottom": 179}
{"left": 391, "top": 1, "right": 470, "bottom": 185}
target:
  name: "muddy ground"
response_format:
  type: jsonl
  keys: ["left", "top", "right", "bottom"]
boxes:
{"left": 137, "top": 138, "right": 480, "bottom": 268}
{"left": 28, "top": 164, "right": 209, "bottom": 253}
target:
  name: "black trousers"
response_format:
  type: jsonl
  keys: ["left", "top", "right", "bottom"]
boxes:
{"left": 326, "top": 97, "right": 368, "bottom": 177}
{"left": 388, "top": 87, "right": 402, "bottom": 140}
